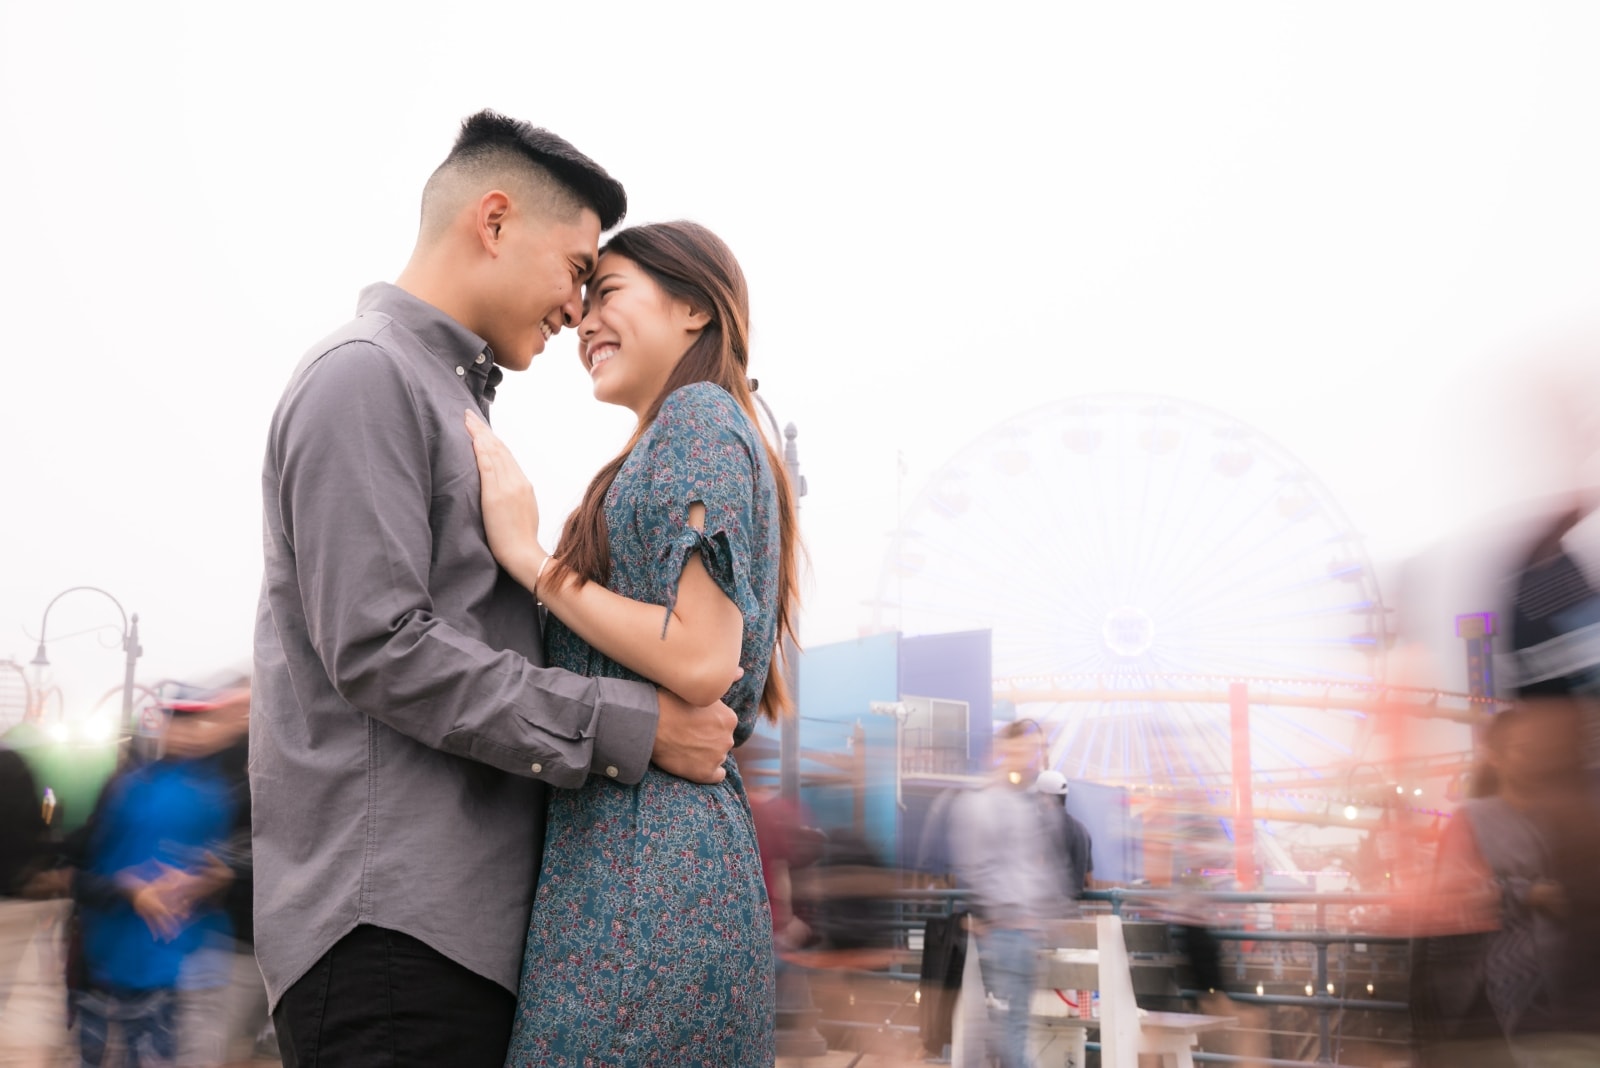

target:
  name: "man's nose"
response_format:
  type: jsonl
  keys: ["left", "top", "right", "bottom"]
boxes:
{"left": 561, "top": 294, "right": 582, "bottom": 328}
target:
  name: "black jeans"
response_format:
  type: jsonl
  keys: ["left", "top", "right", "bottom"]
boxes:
{"left": 272, "top": 924, "right": 513, "bottom": 1068}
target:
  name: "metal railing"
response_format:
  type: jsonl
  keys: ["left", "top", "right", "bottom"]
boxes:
{"left": 802, "top": 886, "right": 1414, "bottom": 1067}
{"left": 1091, "top": 887, "right": 1410, "bottom": 1065}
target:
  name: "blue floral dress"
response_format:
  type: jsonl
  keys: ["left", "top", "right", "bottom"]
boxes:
{"left": 505, "top": 382, "right": 779, "bottom": 1067}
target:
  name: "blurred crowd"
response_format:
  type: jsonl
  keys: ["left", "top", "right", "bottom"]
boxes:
{"left": 1, "top": 679, "right": 266, "bottom": 1067}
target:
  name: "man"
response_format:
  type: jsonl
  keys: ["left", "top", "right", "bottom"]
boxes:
{"left": 252, "top": 111, "right": 738, "bottom": 1067}
{"left": 1033, "top": 769, "right": 1094, "bottom": 899}
{"left": 946, "top": 720, "right": 1075, "bottom": 1068}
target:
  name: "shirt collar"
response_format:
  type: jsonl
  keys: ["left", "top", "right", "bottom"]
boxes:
{"left": 356, "top": 282, "right": 504, "bottom": 403}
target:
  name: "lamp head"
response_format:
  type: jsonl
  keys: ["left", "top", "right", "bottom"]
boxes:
{"left": 30, "top": 643, "right": 48, "bottom": 668}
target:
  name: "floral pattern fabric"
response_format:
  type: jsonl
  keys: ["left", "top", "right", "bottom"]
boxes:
{"left": 505, "top": 382, "right": 780, "bottom": 1068}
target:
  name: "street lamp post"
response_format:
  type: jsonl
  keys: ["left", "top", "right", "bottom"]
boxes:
{"left": 750, "top": 391, "right": 827, "bottom": 1059}
{"left": 31, "top": 586, "right": 142, "bottom": 736}
{"left": 750, "top": 392, "right": 807, "bottom": 804}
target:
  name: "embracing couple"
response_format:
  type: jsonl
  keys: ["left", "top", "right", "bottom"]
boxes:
{"left": 250, "top": 110, "right": 799, "bottom": 1067}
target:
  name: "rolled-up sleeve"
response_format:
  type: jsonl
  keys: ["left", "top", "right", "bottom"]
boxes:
{"left": 268, "top": 340, "right": 655, "bottom": 788}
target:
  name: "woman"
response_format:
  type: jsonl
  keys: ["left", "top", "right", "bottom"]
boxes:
{"left": 465, "top": 220, "right": 799, "bottom": 1067}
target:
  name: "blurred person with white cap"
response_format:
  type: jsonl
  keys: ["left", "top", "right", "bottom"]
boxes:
{"left": 1033, "top": 769, "right": 1094, "bottom": 900}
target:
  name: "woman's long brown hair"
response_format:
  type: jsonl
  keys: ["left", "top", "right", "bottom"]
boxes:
{"left": 544, "top": 220, "right": 802, "bottom": 723}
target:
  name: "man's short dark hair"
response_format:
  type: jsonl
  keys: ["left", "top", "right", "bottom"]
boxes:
{"left": 998, "top": 718, "right": 1044, "bottom": 742}
{"left": 428, "top": 110, "right": 627, "bottom": 231}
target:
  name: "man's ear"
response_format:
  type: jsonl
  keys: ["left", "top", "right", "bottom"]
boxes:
{"left": 476, "top": 191, "right": 512, "bottom": 254}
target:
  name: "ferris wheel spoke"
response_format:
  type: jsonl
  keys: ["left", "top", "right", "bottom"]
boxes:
{"left": 1153, "top": 507, "right": 1329, "bottom": 626}
{"left": 1255, "top": 711, "right": 1354, "bottom": 757}
{"left": 1165, "top": 582, "right": 1374, "bottom": 638}
{"left": 1145, "top": 467, "right": 1286, "bottom": 617}
{"left": 1166, "top": 642, "right": 1375, "bottom": 682}
{"left": 1122, "top": 414, "right": 1187, "bottom": 605}
{"left": 1145, "top": 508, "right": 1292, "bottom": 626}
{"left": 1162, "top": 541, "right": 1366, "bottom": 631}
{"left": 1161, "top": 539, "right": 1345, "bottom": 621}
{"left": 1186, "top": 707, "right": 1237, "bottom": 781}
{"left": 1138, "top": 447, "right": 1257, "bottom": 605}
{"left": 1180, "top": 600, "right": 1383, "bottom": 636}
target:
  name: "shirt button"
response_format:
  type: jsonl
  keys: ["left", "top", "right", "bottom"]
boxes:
{"left": 475, "top": 353, "right": 487, "bottom": 365}
{"left": 455, "top": 366, "right": 466, "bottom": 377}
{"left": 605, "top": 765, "right": 619, "bottom": 778}
{"left": 530, "top": 762, "right": 542, "bottom": 774}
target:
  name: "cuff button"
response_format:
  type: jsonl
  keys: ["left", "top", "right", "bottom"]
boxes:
{"left": 530, "top": 762, "right": 542, "bottom": 774}
{"left": 605, "top": 765, "right": 619, "bottom": 778}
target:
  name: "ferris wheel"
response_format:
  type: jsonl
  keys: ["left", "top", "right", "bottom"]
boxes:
{"left": 872, "top": 393, "right": 1389, "bottom": 784}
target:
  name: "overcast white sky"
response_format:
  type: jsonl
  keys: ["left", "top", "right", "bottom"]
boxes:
{"left": 4, "top": 1, "right": 1600, "bottom": 716}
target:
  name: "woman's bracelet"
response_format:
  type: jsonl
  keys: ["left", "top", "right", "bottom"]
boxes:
{"left": 534, "top": 555, "right": 553, "bottom": 603}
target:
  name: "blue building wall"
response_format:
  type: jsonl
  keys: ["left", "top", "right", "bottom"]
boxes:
{"left": 899, "top": 628, "right": 994, "bottom": 774}
{"left": 1064, "top": 779, "right": 1140, "bottom": 884}
{"left": 796, "top": 632, "right": 901, "bottom": 864}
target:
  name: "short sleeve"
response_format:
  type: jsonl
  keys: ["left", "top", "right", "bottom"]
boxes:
{"left": 639, "top": 383, "right": 761, "bottom": 635}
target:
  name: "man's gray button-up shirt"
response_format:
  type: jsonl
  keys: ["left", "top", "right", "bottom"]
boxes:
{"left": 251, "top": 282, "right": 659, "bottom": 1009}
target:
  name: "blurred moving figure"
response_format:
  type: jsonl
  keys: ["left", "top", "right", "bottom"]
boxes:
{"left": 796, "top": 827, "right": 898, "bottom": 960}
{"left": 1417, "top": 706, "right": 1600, "bottom": 1066}
{"left": 1413, "top": 706, "right": 1582, "bottom": 1067}
{"left": 1492, "top": 354, "right": 1600, "bottom": 1064}
{"left": 0, "top": 743, "right": 71, "bottom": 1066}
{"left": 1139, "top": 789, "right": 1269, "bottom": 1068}
{"left": 158, "top": 680, "right": 267, "bottom": 1068}
{"left": 744, "top": 770, "right": 816, "bottom": 955}
{"left": 62, "top": 692, "right": 239, "bottom": 1067}
{"left": 946, "top": 720, "right": 1076, "bottom": 1068}
{"left": 1032, "top": 769, "right": 1094, "bottom": 899}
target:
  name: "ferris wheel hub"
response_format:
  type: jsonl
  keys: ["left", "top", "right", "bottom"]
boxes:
{"left": 1102, "top": 605, "right": 1157, "bottom": 659}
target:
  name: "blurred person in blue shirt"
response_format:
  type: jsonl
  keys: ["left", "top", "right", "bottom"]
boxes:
{"left": 63, "top": 695, "right": 237, "bottom": 1067}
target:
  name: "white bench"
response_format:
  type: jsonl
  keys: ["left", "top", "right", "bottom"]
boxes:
{"left": 949, "top": 914, "right": 1234, "bottom": 1068}
{"left": 1097, "top": 914, "right": 1235, "bottom": 1068}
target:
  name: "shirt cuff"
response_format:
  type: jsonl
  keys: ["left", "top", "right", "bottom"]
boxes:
{"left": 590, "top": 678, "right": 658, "bottom": 785}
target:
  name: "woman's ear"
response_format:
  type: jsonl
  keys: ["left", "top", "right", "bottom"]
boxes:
{"left": 676, "top": 301, "right": 712, "bottom": 333}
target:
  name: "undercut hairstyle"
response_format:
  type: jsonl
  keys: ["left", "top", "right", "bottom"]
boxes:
{"left": 419, "top": 109, "right": 626, "bottom": 239}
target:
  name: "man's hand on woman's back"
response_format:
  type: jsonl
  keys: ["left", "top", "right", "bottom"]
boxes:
{"left": 652, "top": 688, "right": 738, "bottom": 784}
